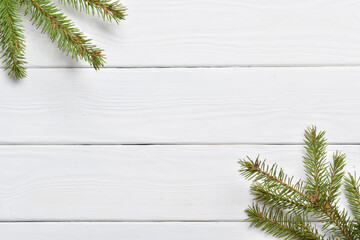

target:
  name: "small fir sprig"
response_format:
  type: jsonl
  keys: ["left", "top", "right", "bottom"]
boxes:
{"left": 239, "top": 126, "right": 360, "bottom": 240}
{"left": 58, "top": 0, "right": 126, "bottom": 23}
{"left": 0, "top": 0, "right": 126, "bottom": 79}
{"left": 0, "top": 0, "right": 27, "bottom": 79}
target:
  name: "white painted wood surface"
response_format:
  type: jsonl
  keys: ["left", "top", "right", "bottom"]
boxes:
{"left": 1, "top": 67, "right": 360, "bottom": 144}
{"left": 0, "top": 222, "right": 277, "bottom": 240}
{"left": 16, "top": 0, "right": 360, "bottom": 67}
{"left": 0, "top": 145, "right": 357, "bottom": 221}
{"left": 2, "top": 0, "right": 360, "bottom": 238}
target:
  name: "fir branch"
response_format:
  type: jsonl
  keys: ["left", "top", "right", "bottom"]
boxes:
{"left": 22, "top": 0, "right": 105, "bottom": 70}
{"left": 0, "top": 0, "right": 27, "bottom": 79}
{"left": 239, "top": 127, "right": 360, "bottom": 240}
{"left": 239, "top": 156, "right": 311, "bottom": 202}
{"left": 0, "top": 0, "right": 125, "bottom": 79}
{"left": 297, "top": 221, "right": 325, "bottom": 240}
{"left": 327, "top": 151, "right": 346, "bottom": 204}
{"left": 319, "top": 205, "right": 355, "bottom": 240}
{"left": 344, "top": 173, "right": 360, "bottom": 222}
{"left": 245, "top": 204, "right": 300, "bottom": 239}
{"left": 58, "top": 0, "right": 126, "bottom": 23}
{"left": 250, "top": 182, "right": 314, "bottom": 216}
{"left": 240, "top": 155, "right": 355, "bottom": 239}
{"left": 303, "top": 126, "right": 329, "bottom": 204}
{"left": 246, "top": 203, "right": 324, "bottom": 240}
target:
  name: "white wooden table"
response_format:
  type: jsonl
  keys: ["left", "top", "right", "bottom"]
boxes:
{"left": 1, "top": 0, "right": 360, "bottom": 239}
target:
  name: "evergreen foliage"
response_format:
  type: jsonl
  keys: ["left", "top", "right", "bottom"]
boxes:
{"left": 0, "top": 0, "right": 126, "bottom": 79}
{"left": 239, "top": 126, "right": 360, "bottom": 239}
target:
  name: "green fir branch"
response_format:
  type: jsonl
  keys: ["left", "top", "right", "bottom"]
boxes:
{"left": 239, "top": 156, "right": 312, "bottom": 203}
{"left": 22, "top": 0, "right": 105, "bottom": 69}
{"left": 58, "top": 0, "right": 126, "bottom": 23}
{"left": 327, "top": 151, "right": 346, "bottom": 204}
{"left": 246, "top": 203, "right": 324, "bottom": 240}
{"left": 250, "top": 182, "right": 314, "bottom": 216}
{"left": 303, "top": 126, "right": 329, "bottom": 204}
{"left": 319, "top": 205, "right": 355, "bottom": 240}
{"left": 344, "top": 173, "right": 360, "bottom": 222}
{"left": 239, "top": 126, "right": 360, "bottom": 240}
{"left": 0, "top": 0, "right": 125, "bottom": 79}
{"left": 0, "top": 0, "right": 27, "bottom": 79}
{"left": 344, "top": 173, "right": 360, "bottom": 237}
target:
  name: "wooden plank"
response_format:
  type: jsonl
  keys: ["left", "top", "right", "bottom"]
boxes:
{"left": 0, "top": 145, "right": 358, "bottom": 221}
{"left": 0, "top": 222, "right": 275, "bottom": 240}
{"left": 1, "top": 68, "right": 360, "bottom": 144}
{"left": 12, "top": 0, "right": 360, "bottom": 67}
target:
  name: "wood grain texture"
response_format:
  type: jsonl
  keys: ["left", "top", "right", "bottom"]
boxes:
{"left": 4, "top": 0, "right": 359, "bottom": 237}
{"left": 0, "top": 222, "right": 276, "bottom": 240}
{"left": 11, "top": 0, "right": 360, "bottom": 67}
{"left": 0, "top": 67, "right": 360, "bottom": 144}
{"left": 0, "top": 145, "right": 358, "bottom": 221}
